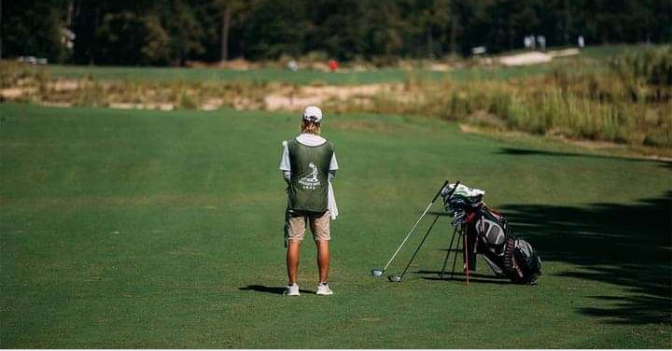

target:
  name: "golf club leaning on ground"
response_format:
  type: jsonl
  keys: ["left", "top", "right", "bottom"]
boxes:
{"left": 371, "top": 180, "right": 454, "bottom": 279}
{"left": 386, "top": 181, "right": 462, "bottom": 283}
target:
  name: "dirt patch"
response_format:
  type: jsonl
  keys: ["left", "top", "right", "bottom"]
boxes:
{"left": 39, "top": 101, "right": 74, "bottom": 108}
{"left": 548, "top": 48, "right": 580, "bottom": 58}
{"left": 264, "top": 84, "right": 389, "bottom": 111}
{"left": 187, "top": 58, "right": 255, "bottom": 70}
{"left": 109, "top": 102, "right": 174, "bottom": 111}
{"left": 200, "top": 98, "right": 223, "bottom": 111}
{"left": 331, "top": 120, "right": 399, "bottom": 134}
{"left": 429, "top": 63, "right": 451, "bottom": 72}
{"left": 466, "top": 110, "right": 508, "bottom": 129}
{"left": 1, "top": 87, "right": 37, "bottom": 99}
{"left": 49, "top": 80, "right": 79, "bottom": 91}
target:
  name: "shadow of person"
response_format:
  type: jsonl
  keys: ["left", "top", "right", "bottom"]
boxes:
{"left": 238, "top": 284, "right": 312, "bottom": 295}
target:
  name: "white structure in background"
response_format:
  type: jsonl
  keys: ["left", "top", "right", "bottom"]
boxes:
{"left": 578, "top": 35, "right": 585, "bottom": 48}
{"left": 471, "top": 46, "right": 487, "bottom": 55}
{"left": 524, "top": 35, "right": 539, "bottom": 49}
{"left": 18, "top": 56, "right": 48, "bottom": 65}
{"left": 537, "top": 35, "right": 546, "bottom": 50}
{"left": 287, "top": 60, "right": 298, "bottom": 72}
{"left": 61, "top": 28, "right": 76, "bottom": 50}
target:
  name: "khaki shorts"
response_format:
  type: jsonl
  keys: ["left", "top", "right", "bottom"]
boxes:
{"left": 285, "top": 210, "right": 331, "bottom": 242}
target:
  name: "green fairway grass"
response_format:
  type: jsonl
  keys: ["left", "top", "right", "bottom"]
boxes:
{"left": 33, "top": 61, "right": 586, "bottom": 85}
{"left": 27, "top": 45, "right": 623, "bottom": 86}
{"left": 1, "top": 103, "right": 670, "bottom": 348}
{"left": 5, "top": 45, "right": 636, "bottom": 91}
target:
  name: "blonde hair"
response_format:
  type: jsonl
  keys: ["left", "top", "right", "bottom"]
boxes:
{"left": 301, "top": 120, "right": 321, "bottom": 135}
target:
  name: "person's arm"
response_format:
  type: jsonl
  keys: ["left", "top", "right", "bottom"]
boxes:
{"left": 279, "top": 141, "right": 291, "bottom": 184}
{"left": 328, "top": 152, "right": 339, "bottom": 182}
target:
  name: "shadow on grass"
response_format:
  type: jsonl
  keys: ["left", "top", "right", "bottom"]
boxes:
{"left": 238, "top": 285, "right": 313, "bottom": 295}
{"left": 498, "top": 190, "right": 672, "bottom": 325}
{"left": 423, "top": 276, "right": 512, "bottom": 285}
{"left": 498, "top": 147, "right": 672, "bottom": 171}
{"left": 418, "top": 270, "right": 511, "bottom": 285}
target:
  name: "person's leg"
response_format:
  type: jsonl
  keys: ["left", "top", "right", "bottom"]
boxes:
{"left": 315, "top": 240, "right": 330, "bottom": 283}
{"left": 286, "top": 212, "right": 307, "bottom": 285}
{"left": 286, "top": 240, "right": 302, "bottom": 284}
{"left": 310, "top": 211, "right": 331, "bottom": 283}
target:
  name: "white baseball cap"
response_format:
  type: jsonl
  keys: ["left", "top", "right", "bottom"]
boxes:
{"left": 302, "top": 106, "right": 323, "bottom": 123}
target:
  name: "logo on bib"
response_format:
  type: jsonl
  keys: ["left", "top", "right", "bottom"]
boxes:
{"left": 298, "top": 162, "right": 320, "bottom": 190}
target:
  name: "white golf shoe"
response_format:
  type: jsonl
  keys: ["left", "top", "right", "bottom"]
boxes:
{"left": 286, "top": 283, "right": 300, "bottom": 297}
{"left": 316, "top": 282, "right": 333, "bottom": 296}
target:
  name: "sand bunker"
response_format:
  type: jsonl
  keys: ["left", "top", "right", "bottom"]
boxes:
{"left": 499, "top": 52, "right": 553, "bottom": 66}
{"left": 264, "top": 84, "right": 387, "bottom": 111}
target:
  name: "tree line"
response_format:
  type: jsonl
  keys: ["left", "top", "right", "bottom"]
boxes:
{"left": 2, "top": 0, "right": 671, "bottom": 66}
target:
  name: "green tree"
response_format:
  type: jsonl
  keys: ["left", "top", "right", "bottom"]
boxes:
{"left": 93, "top": 12, "right": 169, "bottom": 65}
{"left": 304, "top": 0, "right": 367, "bottom": 60}
{"left": 364, "top": 1, "right": 404, "bottom": 59}
{"left": 397, "top": 0, "right": 452, "bottom": 58}
{"left": 2, "top": 0, "right": 69, "bottom": 62}
{"left": 241, "top": 0, "right": 307, "bottom": 60}
{"left": 213, "top": 0, "right": 246, "bottom": 61}
{"left": 158, "top": 0, "right": 205, "bottom": 66}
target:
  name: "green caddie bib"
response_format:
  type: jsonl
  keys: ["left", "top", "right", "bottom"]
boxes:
{"left": 287, "top": 138, "right": 334, "bottom": 212}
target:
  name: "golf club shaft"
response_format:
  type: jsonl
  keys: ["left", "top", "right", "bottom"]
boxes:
{"left": 381, "top": 180, "right": 449, "bottom": 271}
{"left": 399, "top": 213, "right": 441, "bottom": 279}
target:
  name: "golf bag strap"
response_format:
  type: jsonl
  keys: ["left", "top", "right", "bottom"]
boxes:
{"left": 503, "top": 238, "right": 523, "bottom": 281}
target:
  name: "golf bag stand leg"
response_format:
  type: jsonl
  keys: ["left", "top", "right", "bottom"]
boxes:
{"left": 394, "top": 213, "right": 441, "bottom": 282}
{"left": 448, "top": 225, "right": 465, "bottom": 280}
{"left": 439, "top": 225, "right": 460, "bottom": 279}
{"left": 463, "top": 225, "right": 470, "bottom": 285}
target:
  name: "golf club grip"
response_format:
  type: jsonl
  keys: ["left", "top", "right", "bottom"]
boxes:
{"left": 431, "top": 180, "right": 450, "bottom": 203}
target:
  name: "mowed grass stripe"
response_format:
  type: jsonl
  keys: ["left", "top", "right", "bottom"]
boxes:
{"left": 0, "top": 103, "right": 670, "bottom": 348}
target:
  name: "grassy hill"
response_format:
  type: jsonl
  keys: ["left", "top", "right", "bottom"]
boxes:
{"left": 1, "top": 103, "right": 670, "bottom": 348}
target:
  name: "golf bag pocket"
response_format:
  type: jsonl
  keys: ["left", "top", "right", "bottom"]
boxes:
{"left": 476, "top": 208, "right": 508, "bottom": 252}
{"left": 513, "top": 239, "right": 542, "bottom": 280}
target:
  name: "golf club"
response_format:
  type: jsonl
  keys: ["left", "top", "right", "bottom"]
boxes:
{"left": 388, "top": 212, "right": 441, "bottom": 283}
{"left": 384, "top": 181, "right": 461, "bottom": 283}
{"left": 370, "top": 180, "right": 449, "bottom": 277}
{"left": 388, "top": 275, "right": 403, "bottom": 282}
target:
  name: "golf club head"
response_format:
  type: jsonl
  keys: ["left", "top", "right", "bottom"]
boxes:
{"left": 371, "top": 269, "right": 384, "bottom": 277}
{"left": 388, "top": 275, "right": 403, "bottom": 282}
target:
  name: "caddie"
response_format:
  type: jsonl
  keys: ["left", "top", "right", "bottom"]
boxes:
{"left": 279, "top": 106, "right": 339, "bottom": 296}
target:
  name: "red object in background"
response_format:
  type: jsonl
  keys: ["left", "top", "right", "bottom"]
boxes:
{"left": 328, "top": 59, "right": 339, "bottom": 72}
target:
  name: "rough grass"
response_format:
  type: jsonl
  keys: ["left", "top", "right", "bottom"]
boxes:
{"left": 2, "top": 45, "right": 668, "bottom": 152}
{"left": 332, "top": 46, "right": 672, "bottom": 149}
{"left": 1, "top": 104, "right": 670, "bottom": 348}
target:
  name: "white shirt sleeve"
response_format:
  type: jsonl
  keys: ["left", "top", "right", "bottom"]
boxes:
{"left": 329, "top": 152, "right": 339, "bottom": 171}
{"left": 279, "top": 142, "right": 290, "bottom": 171}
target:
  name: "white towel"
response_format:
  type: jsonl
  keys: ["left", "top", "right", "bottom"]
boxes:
{"left": 450, "top": 183, "right": 485, "bottom": 198}
{"left": 328, "top": 182, "right": 338, "bottom": 220}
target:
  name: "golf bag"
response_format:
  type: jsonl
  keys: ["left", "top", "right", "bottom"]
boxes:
{"left": 441, "top": 184, "right": 542, "bottom": 284}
